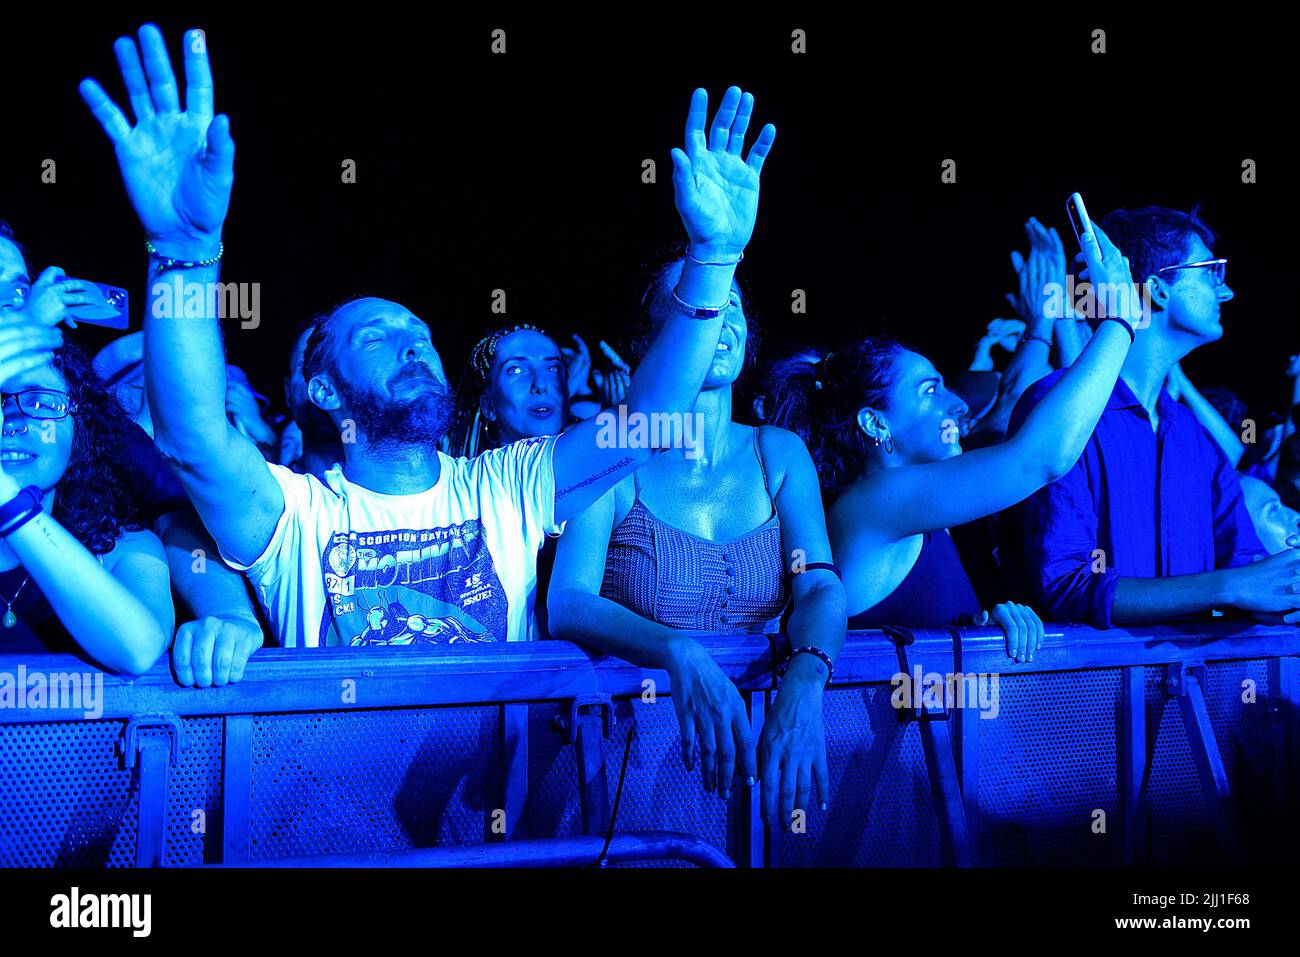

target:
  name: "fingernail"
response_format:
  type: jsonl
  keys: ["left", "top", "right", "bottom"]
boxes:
{"left": 722, "top": 789, "right": 731, "bottom": 800}
{"left": 820, "top": 802, "right": 828, "bottom": 811}
{"left": 746, "top": 776, "right": 755, "bottom": 787}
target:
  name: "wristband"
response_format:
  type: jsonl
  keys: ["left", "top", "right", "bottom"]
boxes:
{"left": 780, "top": 645, "right": 834, "bottom": 686}
{"left": 0, "top": 485, "right": 44, "bottom": 538}
{"left": 671, "top": 287, "right": 728, "bottom": 319}
{"left": 1018, "top": 333, "right": 1052, "bottom": 350}
{"left": 685, "top": 248, "right": 744, "bottom": 267}
{"left": 1100, "top": 314, "right": 1136, "bottom": 343}
{"left": 799, "top": 561, "right": 842, "bottom": 579}
{"left": 145, "top": 239, "right": 224, "bottom": 270}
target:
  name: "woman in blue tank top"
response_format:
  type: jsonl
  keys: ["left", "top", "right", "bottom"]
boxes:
{"left": 549, "top": 88, "right": 846, "bottom": 828}
{"left": 767, "top": 220, "right": 1143, "bottom": 662}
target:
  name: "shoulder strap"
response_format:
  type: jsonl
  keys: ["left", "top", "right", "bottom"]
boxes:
{"left": 752, "top": 427, "right": 773, "bottom": 500}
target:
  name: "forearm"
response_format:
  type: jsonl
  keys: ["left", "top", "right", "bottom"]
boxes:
{"left": 1178, "top": 377, "right": 1245, "bottom": 467}
{"left": 144, "top": 257, "right": 233, "bottom": 467}
{"left": 624, "top": 260, "right": 733, "bottom": 421}
{"left": 1053, "top": 319, "right": 1088, "bottom": 368}
{"left": 157, "top": 509, "right": 260, "bottom": 625}
{"left": 2, "top": 495, "right": 168, "bottom": 673}
{"left": 784, "top": 578, "right": 846, "bottom": 667}
{"left": 1111, "top": 571, "right": 1229, "bottom": 625}
{"left": 549, "top": 587, "right": 704, "bottom": 671}
{"left": 1012, "top": 320, "right": 1131, "bottom": 477}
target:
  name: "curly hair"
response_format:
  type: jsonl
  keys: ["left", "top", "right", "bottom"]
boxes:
{"left": 47, "top": 344, "right": 145, "bottom": 555}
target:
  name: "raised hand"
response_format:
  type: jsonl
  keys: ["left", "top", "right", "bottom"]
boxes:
{"left": 564, "top": 334, "right": 593, "bottom": 399}
{"left": 1009, "top": 217, "right": 1068, "bottom": 324}
{"left": 671, "top": 87, "right": 775, "bottom": 259}
{"left": 79, "top": 25, "right": 233, "bottom": 260}
{"left": 1073, "top": 221, "right": 1142, "bottom": 326}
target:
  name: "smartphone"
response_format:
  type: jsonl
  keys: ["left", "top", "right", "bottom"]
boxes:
{"left": 63, "top": 279, "right": 130, "bottom": 329}
{"left": 1065, "top": 192, "right": 1102, "bottom": 261}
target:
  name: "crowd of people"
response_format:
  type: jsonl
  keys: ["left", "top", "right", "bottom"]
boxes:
{"left": 3, "top": 24, "right": 1299, "bottom": 823}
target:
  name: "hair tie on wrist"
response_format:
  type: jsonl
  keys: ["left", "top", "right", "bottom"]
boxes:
{"left": 685, "top": 248, "right": 744, "bottom": 267}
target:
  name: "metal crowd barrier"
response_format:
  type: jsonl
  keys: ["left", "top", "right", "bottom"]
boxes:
{"left": 2, "top": 622, "right": 1298, "bottom": 867}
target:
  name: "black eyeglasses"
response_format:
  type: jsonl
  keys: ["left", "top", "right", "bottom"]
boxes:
{"left": 0, "top": 389, "right": 76, "bottom": 421}
{"left": 1157, "top": 258, "right": 1228, "bottom": 287}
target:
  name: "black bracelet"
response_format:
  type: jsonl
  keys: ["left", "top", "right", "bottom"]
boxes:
{"left": 780, "top": 646, "right": 834, "bottom": 686}
{"left": 0, "top": 485, "right": 44, "bottom": 538}
{"left": 1100, "top": 314, "right": 1136, "bottom": 343}
{"left": 1018, "top": 332, "right": 1052, "bottom": 350}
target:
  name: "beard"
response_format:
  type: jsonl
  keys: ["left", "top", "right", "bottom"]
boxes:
{"left": 336, "top": 367, "right": 455, "bottom": 450}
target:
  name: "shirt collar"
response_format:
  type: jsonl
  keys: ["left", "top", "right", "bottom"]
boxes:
{"left": 1107, "top": 376, "right": 1179, "bottom": 420}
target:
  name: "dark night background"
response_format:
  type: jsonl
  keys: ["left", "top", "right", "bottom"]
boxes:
{"left": 1, "top": 9, "right": 1294, "bottom": 420}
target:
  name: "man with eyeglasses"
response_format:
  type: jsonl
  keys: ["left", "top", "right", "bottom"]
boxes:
{"left": 1003, "top": 204, "right": 1300, "bottom": 628}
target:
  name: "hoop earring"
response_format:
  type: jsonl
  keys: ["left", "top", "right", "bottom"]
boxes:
{"left": 872, "top": 433, "right": 895, "bottom": 455}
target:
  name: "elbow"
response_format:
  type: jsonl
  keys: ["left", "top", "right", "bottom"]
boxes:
{"left": 545, "top": 587, "right": 587, "bottom": 640}
{"left": 1042, "top": 452, "right": 1081, "bottom": 486}
{"left": 113, "top": 634, "right": 169, "bottom": 678}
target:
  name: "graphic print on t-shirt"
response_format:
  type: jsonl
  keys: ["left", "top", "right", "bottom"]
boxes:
{"left": 319, "top": 521, "right": 507, "bottom": 646}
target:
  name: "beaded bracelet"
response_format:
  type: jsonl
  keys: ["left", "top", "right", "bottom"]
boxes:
{"left": 780, "top": 645, "right": 834, "bottom": 686}
{"left": 145, "top": 239, "right": 225, "bottom": 271}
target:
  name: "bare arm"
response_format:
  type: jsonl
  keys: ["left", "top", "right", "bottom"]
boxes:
{"left": 80, "top": 24, "right": 285, "bottom": 566}
{"left": 552, "top": 86, "right": 776, "bottom": 521}
{"left": 2, "top": 487, "right": 173, "bottom": 676}
{"left": 548, "top": 486, "right": 756, "bottom": 794}
{"left": 854, "top": 224, "right": 1137, "bottom": 543}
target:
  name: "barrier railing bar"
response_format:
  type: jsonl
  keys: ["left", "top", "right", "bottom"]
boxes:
{"left": 498, "top": 703, "right": 528, "bottom": 842}
{"left": 741, "top": 691, "right": 766, "bottom": 869}
{"left": 221, "top": 714, "right": 254, "bottom": 863}
{"left": 212, "top": 831, "right": 735, "bottom": 869}
{"left": 1117, "top": 666, "right": 1148, "bottom": 865}
{"left": 4, "top": 624, "right": 1300, "bottom": 725}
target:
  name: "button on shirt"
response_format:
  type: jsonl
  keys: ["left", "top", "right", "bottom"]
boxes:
{"left": 1002, "top": 371, "right": 1265, "bottom": 628}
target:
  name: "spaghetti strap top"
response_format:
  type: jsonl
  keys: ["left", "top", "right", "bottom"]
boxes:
{"left": 847, "top": 529, "right": 981, "bottom": 629}
{"left": 602, "top": 428, "right": 789, "bottom": 632}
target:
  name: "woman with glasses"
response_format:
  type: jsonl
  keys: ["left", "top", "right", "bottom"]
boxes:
{"left": 0, "top": 321, "right": 173, "bottom": 673}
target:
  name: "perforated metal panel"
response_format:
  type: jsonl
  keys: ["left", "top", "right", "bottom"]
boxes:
{"left": 0, "top": 719, "right": 135, "bottom": 867}
{"left": 1144, "top": 659, "right": 1280, "bottom": 864}
{"left": 775, "top": 684, "right": 941, "bottom": 867}
{"left": 164, "top": 717, "right": 224, "bottom": 866}
{"left": 526, "top": 698, "right": 740, "bottom": 866}
{"left": 975, "top": 669, "right": 1124, "bottom": 866}
{"left": 248, "top": 707, "right": 499, "bottom": 860}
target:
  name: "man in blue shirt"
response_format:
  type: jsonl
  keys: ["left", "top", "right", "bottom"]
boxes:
{"left": 1003, "top": 205, "right": 1300, "bottom": 627}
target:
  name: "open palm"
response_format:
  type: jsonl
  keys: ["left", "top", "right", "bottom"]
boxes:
{"left": 80, "top": 25, "right": 233, "bottom": 256}
{"left": 672, "top": 87, "right": 775, "bottom": 258}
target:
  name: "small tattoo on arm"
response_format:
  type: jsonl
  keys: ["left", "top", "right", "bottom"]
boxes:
{"left": 556, "top": 456, "right": 635, "bottom": 501}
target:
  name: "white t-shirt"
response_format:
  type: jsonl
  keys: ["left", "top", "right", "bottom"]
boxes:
{"left": 225, "top": 435, "right": 560, "bottom": 647}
